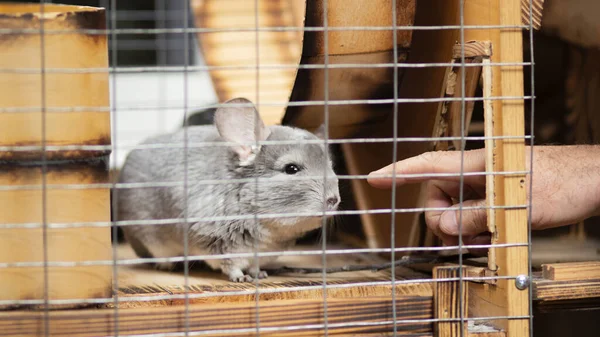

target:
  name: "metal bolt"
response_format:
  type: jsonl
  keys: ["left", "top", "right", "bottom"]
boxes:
{"left": 515, "top": 275, "right": 530, "bottom": 290}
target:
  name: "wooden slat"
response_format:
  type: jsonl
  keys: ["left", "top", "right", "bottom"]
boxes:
{"left": 0, "top": 296, "right": 433, "bottom": 337}
{"left": 0, "top": 161, "right": 112, "bottom": 306}
{"left": 0, "top": 3, "right": 111, "bottom": 161}
{"left": 542, "top": 261, "right": 600, "bottom": 281}
{"left": 434, "top": 266, "right": 469, "bottom": 337}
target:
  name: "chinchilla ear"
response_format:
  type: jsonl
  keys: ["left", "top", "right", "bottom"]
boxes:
{"left": 313, "top": 123, "right": 326, "bottom": 139}
{"left": 214, "top": 97, "right": 271, "bottom": 165}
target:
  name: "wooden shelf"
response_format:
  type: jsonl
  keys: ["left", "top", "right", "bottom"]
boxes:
{"left": 111, "top": 244, "right": 432, "bottom": 309}
{"left": 2, "top": 240, "right": 598, "bottom": 336}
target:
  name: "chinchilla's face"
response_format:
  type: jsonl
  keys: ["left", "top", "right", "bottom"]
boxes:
{"left": 244, "top": 126, "right": 340, "bottom": 225}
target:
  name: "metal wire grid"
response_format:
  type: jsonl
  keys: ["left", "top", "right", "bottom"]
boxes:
{"left": 0, "top": 0, "right": 538, "bottom": 336}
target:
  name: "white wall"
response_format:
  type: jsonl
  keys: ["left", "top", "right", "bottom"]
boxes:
{"left": 108, "top": 68, "right": 218, "bottom": 169}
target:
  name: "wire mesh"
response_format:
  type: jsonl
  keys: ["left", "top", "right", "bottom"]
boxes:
{"left": 0, "top": 0, "right": 538, "bottom": 336}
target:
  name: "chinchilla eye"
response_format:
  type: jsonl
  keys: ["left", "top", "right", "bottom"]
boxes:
{"left": 284, "top": 164, "right": 300, "bottom": 174}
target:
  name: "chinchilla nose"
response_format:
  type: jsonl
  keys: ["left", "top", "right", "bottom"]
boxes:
{"left": 327, "top": 196, "right": 339, "bottom": 208}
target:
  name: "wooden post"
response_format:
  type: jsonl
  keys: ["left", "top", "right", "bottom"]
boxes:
{"left": 462, "top": 1, "right": 531, "bottom": 336}
{"left": 0, "top": 3, "right": 112, "bottom": 307}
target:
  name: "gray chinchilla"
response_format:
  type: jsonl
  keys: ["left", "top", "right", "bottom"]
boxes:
{"left": 116, "top": 97, "right": 340, "bottom": 282}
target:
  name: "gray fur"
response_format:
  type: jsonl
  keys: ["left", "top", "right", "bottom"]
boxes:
{"left": 116, "top": 98, "right": 340, "bottom": 282}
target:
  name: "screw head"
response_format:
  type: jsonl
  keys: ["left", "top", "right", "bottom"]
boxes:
{"left": 515, "top": 274, "right": 530, "bottom": 290}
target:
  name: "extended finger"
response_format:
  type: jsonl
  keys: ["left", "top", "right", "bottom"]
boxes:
{"left": 367, "top": 149, "right": 486, "bottom": 189}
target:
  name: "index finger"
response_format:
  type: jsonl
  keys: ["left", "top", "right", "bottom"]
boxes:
{"left": 366, "top": 149, "right": 485, "bottom": 189}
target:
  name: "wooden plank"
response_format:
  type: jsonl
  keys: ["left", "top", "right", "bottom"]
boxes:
{"left": 542, "top": 262, "right": 600, "bottom": 281}
{"left": 0, "top": 160, "right": 112, "bottom": 307}
{"left": 533, "top": 277, "right": 600, "bottom": 302}
{"left": 495, "top": 0, "right": 530, "bottom": 335}
{"left": 110, "top": 244, "right": 433, "bottom": 309}
{"left": 0, "top": 296, "right": 434, "bottom": 336}
{"left": 434, "top": 266, "right": 469, "bottom": 337}
{"left": 460, "top": 2, "right": 531, "bottom": 335}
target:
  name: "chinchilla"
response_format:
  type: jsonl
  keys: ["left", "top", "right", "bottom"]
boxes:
{"left": 116, "top": 97, "right": 340, "bottom": 282}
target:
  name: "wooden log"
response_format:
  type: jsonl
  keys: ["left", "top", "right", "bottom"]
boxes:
{"left": 0, "top": 3, "right": 111, "bottom": 161}
{"left": 0, "top": 160, "right": 112, "bottom": 308}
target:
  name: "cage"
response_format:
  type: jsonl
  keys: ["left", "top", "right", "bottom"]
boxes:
{"left": 1, "top": 0, "right": 599, "bottom": 337}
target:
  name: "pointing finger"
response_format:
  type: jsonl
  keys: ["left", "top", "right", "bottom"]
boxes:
{"left": 367, "top": 149, "right": 486, "bottom": 189}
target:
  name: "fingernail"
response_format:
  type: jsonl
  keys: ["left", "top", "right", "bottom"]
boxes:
{"left": 368, "top": 169, "right": 386, "bottom": 176}
{"left": 440, "top": 210, "right": 459, "bottom": 235}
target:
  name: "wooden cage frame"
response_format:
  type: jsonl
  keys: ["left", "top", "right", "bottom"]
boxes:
{"left": 1, "top": 1, "right": 599, "bottom": 336}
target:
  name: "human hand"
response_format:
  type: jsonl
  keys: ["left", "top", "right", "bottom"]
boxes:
{"left": 366, "top": 145, "right": 600, "bottom": 249}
